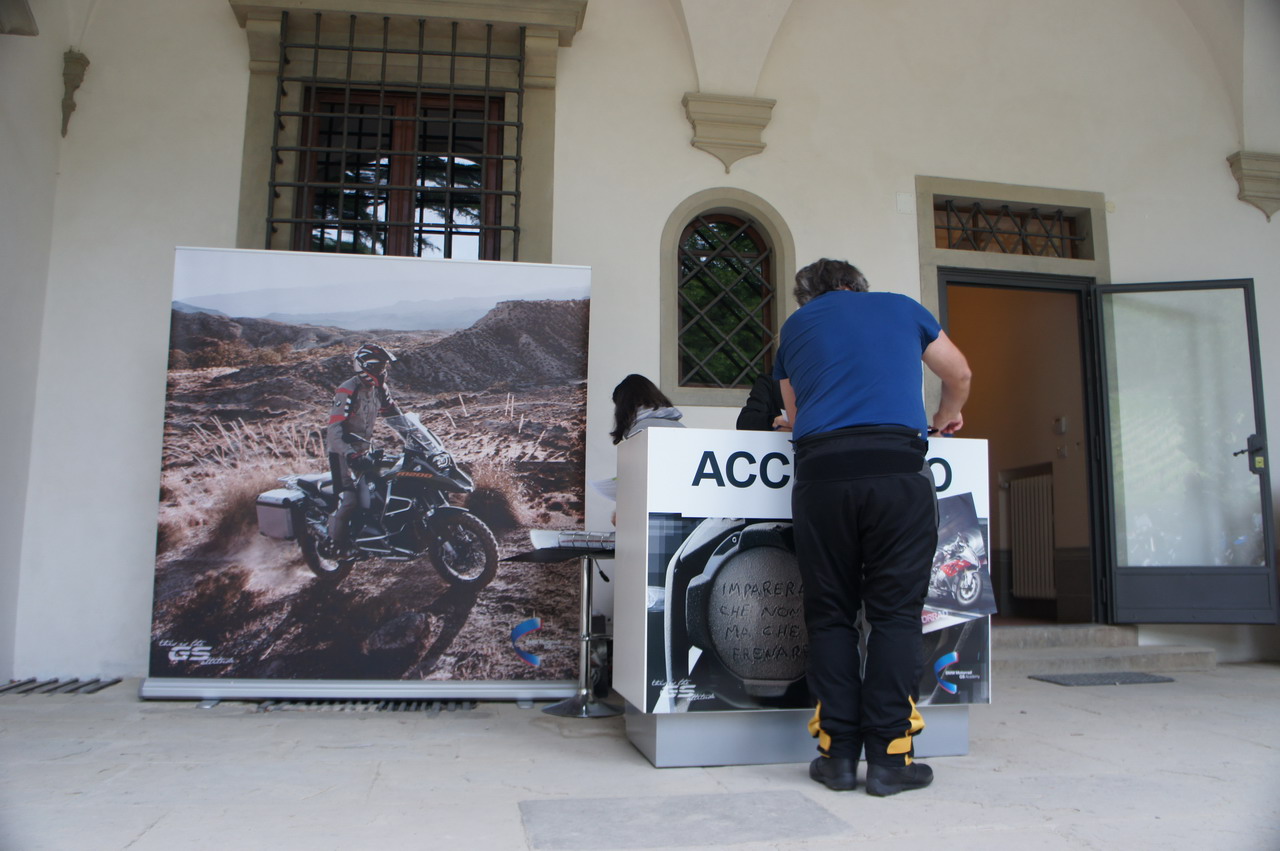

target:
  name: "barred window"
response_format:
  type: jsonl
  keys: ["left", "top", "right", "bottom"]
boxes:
{"left": 677, "top": 214, "right": 775, "bottom": 389}
{"left": 268, "top": 13, "right": 524, "bottom": 260}
{"left": 934, "top": 199, "right": 1087, "bottom": 259}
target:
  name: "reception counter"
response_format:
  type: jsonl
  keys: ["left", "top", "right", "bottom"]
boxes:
{"left": 613, "top": 428, "right": 991, "bottom": 767}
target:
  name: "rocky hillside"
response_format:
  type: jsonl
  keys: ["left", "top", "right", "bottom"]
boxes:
{"left": 169, "top": 309, "right": 365, "bottom": 354}
{"left": 172, "top": 299, "right": 589, "bottom": 416}
{"left": 395, "top": 299, "right": 589, "bottom": 393}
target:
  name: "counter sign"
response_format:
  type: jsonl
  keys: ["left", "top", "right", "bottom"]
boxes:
{"left": 691, "top": 450, "right": 791, "bottom": 489}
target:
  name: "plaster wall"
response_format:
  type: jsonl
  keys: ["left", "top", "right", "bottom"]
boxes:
{"left": 6, "top": 0, "right": 1279, "bottom": 675}
{"left": 1243, "top": 0, "right": 1280, "bottom": 147}
{"left": 0, "top": 1, "right": 70, "bottom": 679}
{"left": 16, "top": 0, "right": 247, "bottom": 676}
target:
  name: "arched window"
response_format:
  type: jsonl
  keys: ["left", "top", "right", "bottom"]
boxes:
{"left": 660, "top": 189, "right": 795, "bottom": 407}
{"left": 676, "top": 213, "right": 774, "bottom": 388}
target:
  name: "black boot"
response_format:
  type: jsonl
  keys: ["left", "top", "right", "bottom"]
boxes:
{"left": 809, "top": 756, "right": 857, "bottom": 791}
{"left": 865, "top": 761, "right": 933, "bottom": 797}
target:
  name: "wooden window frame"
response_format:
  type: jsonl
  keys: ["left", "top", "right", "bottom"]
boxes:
{"left": 295, "top": 88, "right": 505, "bottom": 259}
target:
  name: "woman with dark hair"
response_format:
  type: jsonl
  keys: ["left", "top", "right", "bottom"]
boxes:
{"left": 610, "top": 374, "right": 684, "bottom": 444}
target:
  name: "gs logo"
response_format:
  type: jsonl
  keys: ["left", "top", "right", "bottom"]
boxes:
{"left": 168, "top": 642, "right": 212, "bottom": 662}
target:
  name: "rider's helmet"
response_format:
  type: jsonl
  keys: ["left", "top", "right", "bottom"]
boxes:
{"left": 353, "top": 343, "right": 397, "bottom": 377}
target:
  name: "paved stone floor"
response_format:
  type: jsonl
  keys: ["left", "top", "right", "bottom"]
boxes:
{"left": 2, "top": 664, "right": 1278, "bottom": 850}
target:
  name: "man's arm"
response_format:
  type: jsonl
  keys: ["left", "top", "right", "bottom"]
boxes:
{"left": 379, "top": 384, "right": 403, "bottom": 419}
{"left": 922, "top": 330, "right": 972, "bottom": 435}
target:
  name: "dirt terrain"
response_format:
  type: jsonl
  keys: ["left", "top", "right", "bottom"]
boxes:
{"left": 151, "top": 301, "right": 589, "bottom": 684}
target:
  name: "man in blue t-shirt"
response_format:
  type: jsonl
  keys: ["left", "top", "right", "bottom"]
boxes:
{"left": 774, "top": 258, "right": 971, "bottom": 797}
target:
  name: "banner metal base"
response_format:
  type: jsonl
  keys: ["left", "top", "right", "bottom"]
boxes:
{"left": 139, "top": 678, "right": 576, "bottom": 702}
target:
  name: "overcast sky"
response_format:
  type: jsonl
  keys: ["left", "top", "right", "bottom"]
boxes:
{"left": 172, "top": 247, "right": 591, "bottom": 316}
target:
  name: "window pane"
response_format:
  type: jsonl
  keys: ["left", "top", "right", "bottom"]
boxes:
{"left": 677, "top": 215, "right": 774, "bottom": 388}
{"left": 933, "top": 200, "right": 1084, "bottom": 259}
{"left": 271, "top": 13, "right": 521, "bottom": 259}
{"left": 1104, "top": 288, "right": 1266, "bottom": 567}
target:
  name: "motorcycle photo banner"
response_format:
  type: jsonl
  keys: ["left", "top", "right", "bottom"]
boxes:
{"left": 144, "top": 247, "right": 591, "bottom": 700}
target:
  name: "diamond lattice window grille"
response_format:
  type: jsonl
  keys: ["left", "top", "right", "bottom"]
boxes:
{"left": 677, "top": 214, "right": 775, "bottom": 389}
{"left": 934, "top": 200, "right": 1085, "bottom": 259}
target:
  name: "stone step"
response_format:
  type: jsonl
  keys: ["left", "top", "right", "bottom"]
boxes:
{"left": 992, "top": 624, "right": 1138, "bottom": 650}
{"left": 992, "top": 644, "right": 1217, "bottom": 677}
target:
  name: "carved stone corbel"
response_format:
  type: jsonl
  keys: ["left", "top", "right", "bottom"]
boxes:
{"left": 61, "top": 50, "right": 90, "bottom": 137}
{"left": 682, "top": 92, "right": 776, "bottom": 173}
{"left": 1227, "top": 151, "right": 1280, "bottom": 221}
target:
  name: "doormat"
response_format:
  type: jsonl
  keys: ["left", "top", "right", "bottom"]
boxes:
{"left": 1029, "top": 672, "right": 1174, "bottom": 687}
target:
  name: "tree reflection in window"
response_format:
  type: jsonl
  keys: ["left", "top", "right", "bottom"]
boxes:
{"left": 678, "top": 214, "right": 775, "bottom": 388}
{"left": 300, "top": 91, "right": 501, "bottom": 259}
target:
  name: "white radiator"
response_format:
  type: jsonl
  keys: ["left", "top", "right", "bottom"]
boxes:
{"left": 1010, "top": 473, "right": 1056, "bottom": 599}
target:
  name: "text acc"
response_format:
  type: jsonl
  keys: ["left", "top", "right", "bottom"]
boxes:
{"left": 691, "top": 450, "right": 791, "bottom": 489}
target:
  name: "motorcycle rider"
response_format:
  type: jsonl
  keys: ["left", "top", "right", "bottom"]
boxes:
{"left": 326, "top": 343, "right": 404, "bottom": 553}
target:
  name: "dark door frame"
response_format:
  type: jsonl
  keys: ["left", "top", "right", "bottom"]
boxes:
{"left": 1095, "top": 278, "right": 1276, "bottom": 624}
{"left": 937, "top": 267, "right": 1109, "bottom": 624}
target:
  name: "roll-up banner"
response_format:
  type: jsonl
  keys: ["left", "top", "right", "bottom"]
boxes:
{"left": 622, "top": 429, "right": 992, "bottom": 714}
{"left": 144, "top": 248, "right": 590, "bottom": 699}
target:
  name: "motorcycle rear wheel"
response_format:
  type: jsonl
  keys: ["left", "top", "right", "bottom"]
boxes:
{"left": 298, "top": 518, "right": 356, "bottom": 584}
{"left": 954, "top": 568, "right": 982, "bottom": 608}
{"left": 427, "top": 512, "right": 499, "bottom": 587}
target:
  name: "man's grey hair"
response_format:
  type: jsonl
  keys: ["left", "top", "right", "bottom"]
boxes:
{"left": 793, "top": 259, "right": 869, "bottom": 306}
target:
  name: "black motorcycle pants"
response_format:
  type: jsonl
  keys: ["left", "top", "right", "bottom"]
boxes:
{"left": 791, "top": 428, "right": 937, "bottom": 766}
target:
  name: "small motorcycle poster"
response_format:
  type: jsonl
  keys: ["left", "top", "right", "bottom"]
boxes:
{"left": 148, "top": 248, "right": 590, "bottom": 693}
{"left": 925, "top": 492, "right": 995, "bottom": 620}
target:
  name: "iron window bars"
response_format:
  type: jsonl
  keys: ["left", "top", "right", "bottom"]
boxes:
{"left": 267, "top": 12, "right": 525, "bottom": 260}
{"left": 935, "top": 200, "right": 1086, "bottom": 259}
{"left": 677, "top": 215, "right": 775, "bottom": 389}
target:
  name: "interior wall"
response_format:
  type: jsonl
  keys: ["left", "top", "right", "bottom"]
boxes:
{"left": 946, "top": 286, "right": 1090, "bottom": 551}
{"left": 0, "top": 1, "right": 69, "bottom": 679}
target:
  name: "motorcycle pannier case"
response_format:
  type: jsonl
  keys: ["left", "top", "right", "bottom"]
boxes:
{"left": 256, "top": 488, "right": 299, "bottom": 540}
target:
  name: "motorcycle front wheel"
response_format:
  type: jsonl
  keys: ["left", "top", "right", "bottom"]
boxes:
{"left": 427, "top": 512, "right": 499, "bottom": 587}
{"left": 953, "top": 567, "right": 982, "bottom": 608}
{"left": 297, "top": 516, "right": 356, "bottom": 584}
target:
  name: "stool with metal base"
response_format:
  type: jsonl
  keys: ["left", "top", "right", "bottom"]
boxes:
{"left": 542, "top": 553, "right": 622, "bottom": 718}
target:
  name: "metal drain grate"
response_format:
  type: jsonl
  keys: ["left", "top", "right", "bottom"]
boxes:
{"left": 0, "top": 678, "right": 123, "bottom": 696}
{"left": 1028, "top": 672, "right": 1175, "bottom": 687}
{"left": 257, "top": 699, "right": 476, "bottom": 713}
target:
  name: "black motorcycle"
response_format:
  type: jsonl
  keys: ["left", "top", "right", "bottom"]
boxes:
{"left": 257, "top": 413, "right": 499, "bottom": 587}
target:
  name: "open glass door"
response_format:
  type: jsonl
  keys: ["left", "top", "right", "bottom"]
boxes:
{"left": 1097, "top": 280, "right": 1276, "bottom": 623}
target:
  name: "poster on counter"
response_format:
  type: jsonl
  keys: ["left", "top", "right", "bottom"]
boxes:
{"left": 630, "top": 429, "right": 991, "bottom": 713}
{"left": 145, "top": 248, "right": 590, "bottom": 697}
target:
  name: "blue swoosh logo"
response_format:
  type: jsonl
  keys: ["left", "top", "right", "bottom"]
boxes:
{"left": 511, "top": 617, "right": 542, "bottom": 667}
{"left": 934, "top": 651, "right": 959, "bottom": 694}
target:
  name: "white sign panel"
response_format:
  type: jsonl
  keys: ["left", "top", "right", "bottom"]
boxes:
{"left": 642, "top": 428, "right": 794, "bottom": 517}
